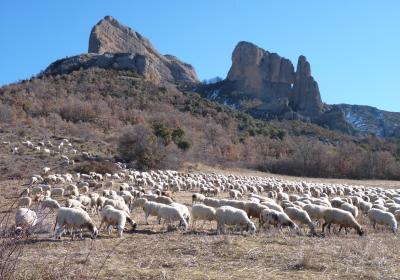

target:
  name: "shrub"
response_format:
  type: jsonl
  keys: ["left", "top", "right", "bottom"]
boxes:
{"left": 74, "top": 160, "right": 118, "bottom": 174}
{"left": 118, "top": 125, "right": 169, "bottom": 169}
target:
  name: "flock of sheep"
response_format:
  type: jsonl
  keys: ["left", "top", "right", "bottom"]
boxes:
{"left": 11, "top": 144, "right": 400, "bottom": 241}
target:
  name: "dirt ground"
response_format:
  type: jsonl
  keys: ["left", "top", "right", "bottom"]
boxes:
{"left": 1, "top": 171, "right": 400, "bottom": 280}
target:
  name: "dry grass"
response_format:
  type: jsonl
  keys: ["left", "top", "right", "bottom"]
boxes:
{"left": 1, "top": 179, "right": 400, "bottom": 280}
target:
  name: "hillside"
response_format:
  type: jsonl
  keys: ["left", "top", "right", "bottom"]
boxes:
{"left": 1, "top": 68, "right": 400, "bottom": 180}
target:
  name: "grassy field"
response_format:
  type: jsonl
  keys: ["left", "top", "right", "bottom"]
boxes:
{"left": 1, "top": 175, "right": 400, "bottom": 280}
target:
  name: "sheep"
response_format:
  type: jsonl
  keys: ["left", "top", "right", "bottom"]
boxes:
{"left": 368, "top": 208, "right": 397, "bottom": 235}
{"left": 321, "top": 208, "right": 364, "bottom": 236}
{"left": 131, "top": 198, "right": 148, "bottom": 209}
{"left": 99, "top": 205, "right": 137, "bottom": 237}
{"left": 216, "top": 206, "right": 256, "bottom": 235}
{"left": 260, "top": 208, "right": 297, "bottom": 230}
{"left": 155, "top": 195, "right": 174, "bottom": 205}
{"left": 192, "top": 193, "right": 206, "bottom": 205}
{"left": 54, "top": 207, "right": 98, "bottom": 240}
{"left": 65, "top": 199, "right": 86, "bottom": 210}
{"left": 359, "top": 200, "right": 372, "bottom": 214}
{"left": 18, "top": 197, "right": 32, "bottom": 208}
{"left": 340, "top": 202, "right": 359, "bottom": 218}
{"left": 229, "top": 189, "right": 242, "bottom": 200}
{"left": 143, "top": 201, "right": 164, "bottom": 224}
{"left": 103, "top": 199, "right": 130, "bottom": 215}
{"left": 284, "top": 207, "right": 315, "bottom": 234}
{"left": 303, "top": 204, "right": 329, "bottom": 224}
{"left": 51, "top": 187, "right": 65, "bottom": 198}
{"left": 41, "top": 198, "right": 61, "bottom": 210}
{"left": 260, "top": 201, "right": 283, "bottom": 212}
{"left": 244, "top": 202, "right": 269, "bottom": 227}
{"left": 15, "top": 208, "right": 38, "bottom": 234}
{"left": 171, "top": 202, "right": 191, "bottom": 224}
{"left": 204, "top": 197, "right": 221, "bottom": 208}
{"left": 191, "top": 204, "right": 216, "bottom": 230}
{"left": 157, "top": 205, "right": 188, "bottom": 231}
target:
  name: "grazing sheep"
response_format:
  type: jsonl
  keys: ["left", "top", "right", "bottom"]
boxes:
{"left": 191, "top": 204, "right": 216, "bottom": 230}
{"left": 229, "top": 189, "right": 242, "bottom": 200}
{"left": 321, "top": 208, "right": 364, "bottom": 236}
{"left": 54, "top": 207, "right": 98, "bottom": 240}
{"left": 192, "top": 193, "right": 206, "bottom": 205}
{"left": 99, "top": 205, "right": 137, "bottom": 237}
{"left": 18, "top": 197, "right": 32, "bottom": 209}
{"left": 368, "top": 208, "right": 397, "bottom": 234}
{"left": 143, "top": 201, "right": 164, "bottom": 224}
{"left": 41, "top": 198, "right": 61, "bottom": 210}
{"left": 260, "top": 209, "right": 297, "bottom": 230}
{"left": 132, "top": 198, "right": 148, "bottom": 209}
{"left": 204, "top": 197, "right": 221, "bottom": 208}
{"left": 171, "top": 202, "right": 190, "bottom": 224}
{"left": 244, "top": 202, "right": 269, "bottom": 227}
{"left": 65, "top": 199, "right": 86, "bottom": 210}
{"left": 260, "top": 201, "right": 283, "bottom": 212}
{"left": 51, "top": 187, "right": 65, "bottom": 198}
{"left": 340, "top": 202, "right": 359, "bottom": 218}
{"left": 303, "top": 204, "right": 329, "bottom": 224}
{"left": 157, "top": 205, "right": 188, "bottom": 231}
{"left": 284, "top": 207, "right": 315, "bottom": 234}
{"left": 216, "top": 206, "right": 256, "bottom": 235}
{"left": 15, "top": 208, "right": 37, "bottom": 234}
{"left": 359, "top": 201, "right": 372, "bottom": 214}
{"left": 103, "top": 199, "right": 130, "bottom": 215}
{"left": 155, "top": 195, "right": 174, "bottom": 205}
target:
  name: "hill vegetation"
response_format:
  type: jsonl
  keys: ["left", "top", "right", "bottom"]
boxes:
{"left": 1, "top": 68, "right": 400, "bottom": 179}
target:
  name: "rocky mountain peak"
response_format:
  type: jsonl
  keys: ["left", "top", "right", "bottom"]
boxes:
{"left": 45, "top": 16, "right": 198, "bottom": 85}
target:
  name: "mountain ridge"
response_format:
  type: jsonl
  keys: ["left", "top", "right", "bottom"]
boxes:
{"left": 41, "top": 15, "right": 400, "bottom": 137}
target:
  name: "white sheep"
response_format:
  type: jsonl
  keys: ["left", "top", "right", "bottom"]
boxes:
{"left": 229, "top": 189, "right": 242, "bottom": 200}
{"left": 103, "top": 199, "right": 130, "bottom": 215}
{"left": 216, "top": 206, "right": 256, "bottom": 234}
{"left": 51, "top": 187, "right": 65, "bottom": 198}
{"left": 321, "top": 208, "right": 364, "bottom": 236}
{"left": 99, "top": 205, "right": 137, "bottom": 237}
{"left": 54, "top": 207, "right": 98, "bottom": 240}
{"left": 143, "top": 201, "right": 164, "bottom": 224}
{"left": 284, "top": 207, "right": 315, "bottom": 234}
{"left": 15, "top": 208, "right": 37, "bottom": 234}
{"left": 41, "top": 198, "right": 61, "bottom": 210}
{"left": 157, "top": 205, "right": 188, "bottom": 231}
{"left": 368, "top": 208, "right": 397, "bottom": 234}
{"left": 65, "top": 199, "right": 86, "bottom": 210}
{"left": 192, "top": 193, "right": 206, "bottom": 205}
{"left": 132, "top": 198, "right": 148, "bottom": 209}
{"left": 340, "top": 202, "right": 359, "bottom": 218}
{"left": 191, "top": 204, "right": 216, "bottom": 230}
{"left": 155, "top": 195, "right": 174, "bottom": 205}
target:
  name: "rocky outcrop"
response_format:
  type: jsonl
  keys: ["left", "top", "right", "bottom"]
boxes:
{"left": 44, "top": 16, "right": 198, "bottom": 86}
{"left": 291, "top": 55, "right": 323, "bottom": 116}
{"left": 225, "top": 41, "right": 324, "bottom": 121}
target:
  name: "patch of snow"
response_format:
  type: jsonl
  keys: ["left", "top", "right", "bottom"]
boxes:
{"left": 210, "top": 89, "right": 220, "bottom": 100}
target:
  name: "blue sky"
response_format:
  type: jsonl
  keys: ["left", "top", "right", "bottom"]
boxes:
{"left": 1, "top": 1, "right": 399, "bottom": 111}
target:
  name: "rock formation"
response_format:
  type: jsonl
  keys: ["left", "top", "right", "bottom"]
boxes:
{"left": 226, "top": 41, "right": 324, "bottom": 120}
{"left": 45, "top": 16, "right": 198, "bottom": 86}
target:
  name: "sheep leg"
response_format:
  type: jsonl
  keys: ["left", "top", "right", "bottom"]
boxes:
{"left": 322, "top": 222, "right": 327, "bottom": 233}
{"left": 145, "top": 213, "right": 149, "bottom": 225}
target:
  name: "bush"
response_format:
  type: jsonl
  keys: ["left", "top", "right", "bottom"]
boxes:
{"left": 74, "top": 160, "right": 118, "bottom": 174}
{"left": 118, "top": 125, "right": 169, "bottom": 170}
